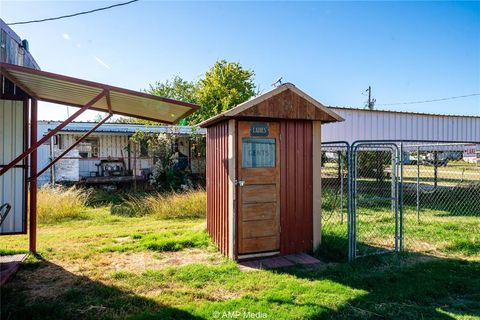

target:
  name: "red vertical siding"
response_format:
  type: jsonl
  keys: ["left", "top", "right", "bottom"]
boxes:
{"left": 206, "top": 121, "right": 230, "bottom": 256}
{"left": 280, "top": 120, "right": 313, "bottom": 255}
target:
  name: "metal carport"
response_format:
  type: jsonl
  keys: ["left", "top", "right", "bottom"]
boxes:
{"left": 0, "top": 62, "right": 199, "bottom": 252}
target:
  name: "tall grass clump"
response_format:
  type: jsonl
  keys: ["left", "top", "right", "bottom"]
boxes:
{"left": 111, "top": 190, "right": 206, "bottom": 219}
{"left": 37, "top": 185, "right": 90, "bottom": 223}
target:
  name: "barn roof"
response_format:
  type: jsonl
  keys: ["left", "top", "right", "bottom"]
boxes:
{"left": 0, "top": 63, "right": 199, "bottom": 124}
{"left": 198, "top": 83, "right": 344, "bottom": 127}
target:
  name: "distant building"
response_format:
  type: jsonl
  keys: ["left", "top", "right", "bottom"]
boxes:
{"left": 323, "top": 107, "right": 480, "bottom": 143}
{"left": 463, "top": 144, "right": 480, "bottom": 164}
{"left": 37, "top": 121, "right": 206, "bottom": 185}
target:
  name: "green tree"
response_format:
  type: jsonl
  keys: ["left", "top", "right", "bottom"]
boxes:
{"left": 146, "top": 76, "right": 197, "bottom": 105}
{"left": 114, "top": 60, "right": 257, "bottom": 125}
{"left": 191, "top": 60, "right": 257, "bottom": 124}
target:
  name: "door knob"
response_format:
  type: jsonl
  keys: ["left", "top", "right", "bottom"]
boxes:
{"left": 235, "top": 180, "right": 245, "bottom": 187}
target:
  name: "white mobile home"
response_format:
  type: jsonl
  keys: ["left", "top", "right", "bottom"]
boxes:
{"left": 37, "top": 122, "right": 206, "bottom": 185}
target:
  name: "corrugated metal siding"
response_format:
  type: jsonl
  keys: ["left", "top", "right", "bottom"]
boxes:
{"left": 1, "top": 20, "right": 40, "bottom": 69}
{"left": 99, "top": 135, "right": 129, "bottom": 158}
{"left": 280, "top": 120, "right": 313, "bottom": 254}
{"left": 206, "top": 121, "right": 229, "bottom": 256}
{"left": 323, "top": 108, "right": 480, "bottom": 143}
{"left": 0, "top": 99, "right": 26, "bottom": 234}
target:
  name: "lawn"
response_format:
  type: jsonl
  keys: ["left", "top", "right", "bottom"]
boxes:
{"left": 1, "top": 189, "right": 480, "bottom": 319}
{"left": 320, "top": 181, "right": 480, "bottom": 261}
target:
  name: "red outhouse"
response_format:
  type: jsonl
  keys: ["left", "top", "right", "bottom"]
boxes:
{"left": 199, "top": 83, "right": 343, "bottom": 260}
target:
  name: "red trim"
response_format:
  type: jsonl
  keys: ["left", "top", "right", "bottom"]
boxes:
{"left": 35, "top": 113, "right": 113, "bottom": 179}
{"left": 106, "top": 92, "right": 112, "bottom": 113}
{"left": 0, "top": 90, "right": 107, "bottom": 177}
{"left": 29, "top": 99, "right": 37, "bottom": 253}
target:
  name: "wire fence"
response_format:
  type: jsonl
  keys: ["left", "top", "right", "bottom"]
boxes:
{"left": 319, "top": 140, "right": 480, "bottom": 262}
{"left": 318, "top": 142, "right": 349, "bottom": 261}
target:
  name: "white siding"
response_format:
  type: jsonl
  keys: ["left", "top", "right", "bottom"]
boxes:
{"left": 322, "top": 108, "right": 480, "bottom": 143}
{"left": 0, "top": 100, "right": 25, "bottom": 234}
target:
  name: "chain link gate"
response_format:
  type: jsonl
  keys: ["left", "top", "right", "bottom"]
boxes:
{"left": 349, "top": 142, "right": 402, "bottom": 260}
{"left": 320, "top": 140, "right": 479, "bottom": 262}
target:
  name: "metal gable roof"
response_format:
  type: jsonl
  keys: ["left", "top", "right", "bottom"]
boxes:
{"left": 0, "top": 63, "right": 199, "bottom": 124}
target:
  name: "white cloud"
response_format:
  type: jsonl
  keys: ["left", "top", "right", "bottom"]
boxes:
{"left": 93, "top": 55, "right": 111, "bottom": 70}
{"left": 62, "top": 33, "right": 71, "bottom": 41}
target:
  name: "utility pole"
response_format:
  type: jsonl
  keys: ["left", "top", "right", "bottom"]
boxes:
{"left": 365, "top": 86, "right": 376, "bottom": 110}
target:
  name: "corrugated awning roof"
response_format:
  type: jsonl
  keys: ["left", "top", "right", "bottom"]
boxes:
{"left": 41, "top": 122, "right": 206, "bottom": 135}
{"left": 0, "top": 63, "right": 199, "bottom": 124}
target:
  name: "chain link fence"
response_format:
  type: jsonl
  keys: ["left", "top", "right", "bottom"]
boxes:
{"left": 318, "top": 142, "right": 349, "bottom": 261}
{"left": 401, "top": 142, "right": 480, "bottom": 257}
{"left": 319, "top": 140, "right": 480, "bottom": 262}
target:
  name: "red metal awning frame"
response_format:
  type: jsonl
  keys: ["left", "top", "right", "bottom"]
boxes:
{"left": 0, "top": 64, "right": 199, "bottom": 252}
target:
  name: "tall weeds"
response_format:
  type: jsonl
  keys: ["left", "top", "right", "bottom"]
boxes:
{"left": 111, "top": 190, "right": 206, "bottom": 219}
{"left": 37, "top": 185, "right": 89, "bottom": 223}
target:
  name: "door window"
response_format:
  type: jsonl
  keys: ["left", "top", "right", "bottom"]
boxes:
{"left": 242, "top": 138, "right": 276, "bottom": 168}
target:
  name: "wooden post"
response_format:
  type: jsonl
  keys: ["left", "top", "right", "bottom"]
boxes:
{"left": 49, "top": 136, "right": 55, "bottom": 184}
{"left": 133, "top": 143, "right": 137, "bottom": 193}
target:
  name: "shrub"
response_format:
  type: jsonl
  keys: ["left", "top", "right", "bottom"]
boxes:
{"left": 37, "top": 185, "right": 89, "bottom": 223}
{"left": 110, "top": 190, "right": 206, "bottom": 219}
{"left": 131, "top": 131, "right": 194, "bottom": 191}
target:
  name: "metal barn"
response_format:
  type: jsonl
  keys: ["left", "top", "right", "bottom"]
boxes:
{"left": 323, "top": 107, "right": 480, "bottom": 143}
{"left": 199, "top": 83, "right": 343, "bottom": 260}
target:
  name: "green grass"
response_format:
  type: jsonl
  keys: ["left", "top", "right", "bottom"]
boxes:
{"left": 320, "top": 184, "right": 480, "bottom": 260}
{"left": 1, "top": 221, "right": 479, "bottom": 320}
{"left": 98, "top": 230, "right": 210, "bottom": 253}
{"left": 1, "top": 189, "right": 479, "bottom": 319}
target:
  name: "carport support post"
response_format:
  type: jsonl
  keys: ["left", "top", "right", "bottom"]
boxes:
{"left": 29, "top": 98, "right": 38, "bottom": 253}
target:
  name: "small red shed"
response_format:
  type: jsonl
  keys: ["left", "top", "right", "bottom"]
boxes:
{"left": 199, "top": 83, "right": 343, "bottom": 260}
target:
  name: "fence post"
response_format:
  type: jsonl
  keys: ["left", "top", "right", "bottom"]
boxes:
{"left": 339, "top": 151, "right": 344, "bottom": 224}
{"left": 416, "top": 146, "right": 420, "bottom": 223}
{"left": 347, "top": 144, "right": 354, "bottom": 262}
{"left": 399, "top": 142, "right": 404, "bottom": 252}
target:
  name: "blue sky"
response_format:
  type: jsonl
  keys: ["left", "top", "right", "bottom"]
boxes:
{"left": 1, "top": 1, "right": 479, "bottom": 120}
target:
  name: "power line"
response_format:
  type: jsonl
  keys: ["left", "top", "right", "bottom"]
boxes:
{"left": 377, "top": 93, "right": 480, "bottom": 106}
{"left": 7, "top": 0, "right": 139, "bottom": 26}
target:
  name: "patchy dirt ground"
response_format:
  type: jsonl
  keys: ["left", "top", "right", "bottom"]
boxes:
{"left": 94, "top": 249, "right": 225, "bottom": 272}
